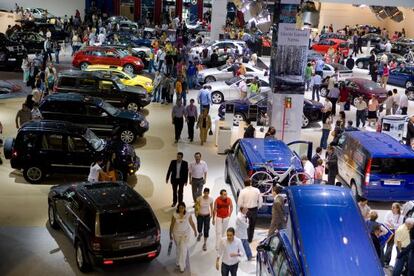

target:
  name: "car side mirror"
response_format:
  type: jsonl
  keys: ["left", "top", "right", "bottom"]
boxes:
{"left": 224, "top": 149, "right": 234, "bottom": 154}
{"left": 256, "top": 244, "right": 270, "bottom": 252}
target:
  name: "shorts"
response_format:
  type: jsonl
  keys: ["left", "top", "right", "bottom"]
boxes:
{"left": 368, "top": 111, "right": 377, "bottom": 119}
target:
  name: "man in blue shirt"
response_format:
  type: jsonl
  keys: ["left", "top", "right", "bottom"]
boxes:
{"left": 198, "top": 85, "right": 211, "bottom": 114}
{"left": 315, "top": 58, "right": 324, "bottom": 77}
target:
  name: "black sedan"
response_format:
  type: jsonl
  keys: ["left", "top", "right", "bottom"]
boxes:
{"left": 355, "top": 53, "right": 405, "bottom": 69}
{"left": 361, "top": 33, "right": 386, "bottom": 47}
{"left": 218, "top": 92, "right": 323, "bottom": 128}
{"left": 391, "top": 38, "right": 414, "bottom": 56}
{"left": 8, "top": 31, "right": 45, "bottom": 54}
{"left": 106, "top": 32, "right": 152, "bottom": 48}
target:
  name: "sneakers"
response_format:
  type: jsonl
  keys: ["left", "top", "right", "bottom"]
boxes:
{"left": 197, "top": 233, "right": 202, "bottom": 242}
{"left": 202, "top": 243, "right": 207, "bottom": 251}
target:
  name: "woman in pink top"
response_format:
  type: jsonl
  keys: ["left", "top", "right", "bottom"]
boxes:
{"left": 381, "top": 64, "right": 390, "bottom": 88}
{"left": 314, "top": 159, "right": 324, "bottom": 184}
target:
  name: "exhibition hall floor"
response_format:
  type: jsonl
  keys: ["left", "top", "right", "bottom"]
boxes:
{"left": 0, "top": 62, "right": 413, "bottom": 275}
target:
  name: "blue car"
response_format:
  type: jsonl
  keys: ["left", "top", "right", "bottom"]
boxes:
{"left": 218, "top": 92, "right": 323, "bottom": 128}
{"left": 335, "top": 131, "right": 414, "bottom": 201}
{"left": 225, "top": 138, "right": 312, "bottom": 216}
{"left": 387, "top": 66, "right": 414, "bottom": 89}
{"left": 257, "top": 185, "right": 384, "bottom": 276}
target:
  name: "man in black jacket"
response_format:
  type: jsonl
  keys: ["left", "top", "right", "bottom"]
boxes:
{"left": 166, "top": 152, "right": 189, "bottom": 207}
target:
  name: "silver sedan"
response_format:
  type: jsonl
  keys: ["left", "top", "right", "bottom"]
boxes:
{"left": 198, "top": 63, "right": 268, "bottom": 84}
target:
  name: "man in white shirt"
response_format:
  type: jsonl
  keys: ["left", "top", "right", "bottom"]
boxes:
{"left": 237, "top": 178, "right": 263, "bottom": 242}
{"left": 238, "top": 76, "right": 247, "bottom": 99}
{"left": 399, "top": 90, "right": 409, "bottom": 115}
{"left": 301, "top": 155, "right": 315, "bottom": 184}
{"left": 216, "top": 227, "right": 244, "bottom": 275}
{"left": 189, "top": 152, "right": 208, "bottom": 203}
{"left": 97, "top": 31, "right": 106, "bottom": 45}
{"left": 393, "top": 89, "right": 400, "bottom": 114}
{"left": 385, "top": 41, "right": 392, "bottom": 53}
{"left": 87, "top": 159, "right": 104, "bottom": 182}
{"left": 236, "top": 207, "right": 252, "bottom": 261}
{"left": 311, "top": 73, "right": 322, "bottom": 101}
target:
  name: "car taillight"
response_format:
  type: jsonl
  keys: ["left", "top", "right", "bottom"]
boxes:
{"left": 91, "top": 237, "right": 101, "bottom": 251}
{"left": 12, "top": 150, "right": 17, "bottom": 157}
{"left": 147, "top": 251, "right": 157, "bottom": 258}
{"left": 364, "top": 158, "right": 372, "bottom": 186}
{"left": 103, "top": 260, "right": 113, "bottom": 265}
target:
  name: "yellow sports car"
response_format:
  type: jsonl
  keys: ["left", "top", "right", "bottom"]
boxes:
{"left": 85, "top": 65, "right": 153, "bottom": 94}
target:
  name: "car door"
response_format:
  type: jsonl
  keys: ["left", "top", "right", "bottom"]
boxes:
{"left": 38, "top": 132, "right": 68, "bottom": 173}
{"left": 84, "top": 103, "right": 115, "bottom": 136}
{"left": 78, "top": 78, "right": 99, "bottom": 97}
{"left": 388, "top": 68, "right": 402, "bottom": 86}
{"left": 226, "top": 140, "right": 245, "bottom": 198}
{"left": 102, "top": 49, "right": 122, "bottom": 66}
{"left": 287, "top": 141, "right": 313, "bottom": 161}
{"left": 98, "top": 79, "right": 124, "bottom": 106}
{"left": 65, "top": 135, "right": 95, "bottom": 172}
{"left": 345, "top": 81, "right": 359, "bottom": 101}
{"left": 335, "top": 134, "right": 350, "bottom": 183}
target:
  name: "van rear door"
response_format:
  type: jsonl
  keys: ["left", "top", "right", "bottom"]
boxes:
{"left": 287, "top": 141, "right": 313, "bottom": 160}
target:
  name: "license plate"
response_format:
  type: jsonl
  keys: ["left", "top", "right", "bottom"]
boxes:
{"left": 384, "top": 180, "right": 401, "bottom": 185}
{"left": 119, "top": 241, "right": 141, "bottom": 249}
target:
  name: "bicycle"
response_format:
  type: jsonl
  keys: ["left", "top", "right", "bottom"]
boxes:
{"left": 250, "top": 158, "right": 313, "bottom": 196}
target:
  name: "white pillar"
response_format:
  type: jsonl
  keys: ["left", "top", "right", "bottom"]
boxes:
{"left": 210, "top": 0, "right": 228, "bottom": 41}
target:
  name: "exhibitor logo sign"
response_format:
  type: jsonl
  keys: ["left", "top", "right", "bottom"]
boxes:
{"left": 277, "top": 23, "right": 309, "bottom": 47}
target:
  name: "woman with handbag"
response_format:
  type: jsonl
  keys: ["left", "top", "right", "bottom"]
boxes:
{"left": 197, "top": 109, "right": 212, "bottom": 146}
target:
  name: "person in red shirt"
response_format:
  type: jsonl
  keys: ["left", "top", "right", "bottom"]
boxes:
{"left": 213, "top": 189, "right": 233, "bottom": 251}
{"left": 338, "top": 82, "right": 349, "bottom": 112}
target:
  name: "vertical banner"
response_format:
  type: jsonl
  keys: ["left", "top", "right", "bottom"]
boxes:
{"left": 269, "top": 0, "right": 309, "bottom": 143}
{"left": 197, "top": 0, "right": 204, "bottom": 21}
{"left": 134, "top": 0, "right": 141, "bottom": 21}
{"left": 176, "top": 0, "right": 183, "bottom": 21}
{"left": 154, "top": 0, "right": 162, "bottom": 25}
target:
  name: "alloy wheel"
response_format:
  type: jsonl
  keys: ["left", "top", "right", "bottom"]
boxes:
{"left": 27, "top": 167, "right": 42, "bottom": 182}
{"left": 406, "top": 81, "right": 413, "bottom": 89}
{"left": 408, "top": 90, "right": 414, "bottom": 101}
{"left": 302, "top": 114, "right": 310, "bottom": 128}
{"left": 127, "top": 102, "right": 139, "bottom": 112}
{"left": 211, "top": 92, "right": 223, "bottom": 104}
{"left": 76, "top": 244, "right": 84, "bottom": 269}
{"left": 357, "top": 61, "right": 364, "bottom": 69}
{"left": 233, "top": 113, "right": 244, "bottom": 126}
{"left": 121, "top": 130, "right": 135, "bottom": 144}
{"left": 320, "top": 87, "right": 328, "bottom": 97}
{"left": 124, "top": 64, "right": 134, "bottom": 75}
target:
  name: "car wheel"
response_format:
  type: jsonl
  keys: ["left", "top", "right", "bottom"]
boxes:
{"left": 204, "top": 76, "right": 216, "bottom": 83}
{"left": 123, "top": 64, "right": 135, "bottom": 75}
{"left": 3, "top": 138, "right": 14, "bottom": 159}
{"left": 350, "top": 181, "right": 359, "bottom": 199}
{"left": 233, "top": 112, "right": 245, "bottom": 126}
{"left": 75, "top": 240, "right": 92, "bottom": 272}
{"left": 127, "top": 101, "right": 139, "bottom": 112}
{"left": 408, "top": 90, "right": 414, "bottom": 101}
{"left": 48, "top": 202, "right": 59, "bottom": 229}
{"left": 0, "top": 51, "right": 7, "bottom": 62}
{"left": 352, "top": 97, "right": 359, "bottom": 107}
{"left": 406, "top": 81, "right": 413, "bottom": 89}
{"left": 211, "top": 91, "right": 224, "bottom": 104}
{"left": 320, "top": 87, "right": 328, "bottom": 97}
{"left": 79, "top": 62, "right": 90, "bottom": 70}
{"left": 120, "top": 129, "right": 136, "bottom": 144}
{"left": 357, "top": 61, "right": 365, "bottom": 69}
{"left": 302, "top": 114, "right": 310, "bottom": 128}
{"left": 224, "top": 163, "right": 231, "bottom": 184}
{"left": 23, "top": 166, "right": 44, "bottom": 184}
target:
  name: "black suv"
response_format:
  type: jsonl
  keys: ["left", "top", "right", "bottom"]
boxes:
{"left": 39, "top": 93, "right": 149, "bottom": 144}
{"left": 8, "top": 31, "right": 45, "bottom": 54}
{"left": 3, "top": 120, "right": 140, "bottom": 183}
{"left": 48, "top": 182, "right": 161, "bottom": 272}
{"left": 54, "top": 70, "right": 151, "bottom": 112}
{"left": 0, "top": 33, "right": 26, "bottom": 70}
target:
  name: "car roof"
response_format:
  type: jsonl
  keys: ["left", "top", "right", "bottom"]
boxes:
{"left": 19, "top": 120, "right": 86, "bottom": 134}
{"left": 287, "top": 185, "right": 383, "bottom": 275}
{"left": 83, "top": 46, "right": 117, "bottom": 51}
{"left": 42, "top": 92, "right": 101, "bottom": 105}
{"left": 58, "top": 69, "right": 116, "bottom": 80}
{"left": 345, "top": 131, "right": 414, "bottom": 158}
{"left": 239, "top": 138, "right": 301, "bottom": 171}
{"left": 76, "top": 182, "right": 148, "bottom": 212}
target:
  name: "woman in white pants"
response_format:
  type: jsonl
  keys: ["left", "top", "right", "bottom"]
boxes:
{"left": 213, "top": 189, "right": 233, "bottom": 251}
{"left": 170, "top": 202, "right": 197, "bottom": 273}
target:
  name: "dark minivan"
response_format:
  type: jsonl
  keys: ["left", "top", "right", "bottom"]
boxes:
{"left": 54, "top": 70, "right": 151, "bottom": 112}
{"left": 3, "top": 120, "right": 140, "bottom": 183}
{"left": 48, "top": 182, "right": 161, "bottom": 272}
{"left": 39, "top": 93, "right": 149, "bottom": 144}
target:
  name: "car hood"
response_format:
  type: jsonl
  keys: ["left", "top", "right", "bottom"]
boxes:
{"left": 210, "top": 81, "right": 230, "bottom": 90}
{"left": 116, "top": 109, "right": 146, "bottom": 121}
{"left": 199, "top": 67, "right": 221, "bottom": 76}
{"left": 122, "top": 85, "right": 147, "bottom": 95}
{"left": 304, "top": 99, "right": 323, "bottom": 108}
{"left": 132, "top": 75, "right": 152, "bottom": 84}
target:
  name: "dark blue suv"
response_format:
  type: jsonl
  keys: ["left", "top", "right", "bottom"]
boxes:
{"left": 225, "top": 138, "right": 312, "bottom": 216}
{"left": 257, "top": 185, "right": 384, "bottom": 275}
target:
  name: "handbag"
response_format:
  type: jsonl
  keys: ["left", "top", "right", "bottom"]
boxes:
{"left": 209, "top": 129, "right": 213, "bottom": 136}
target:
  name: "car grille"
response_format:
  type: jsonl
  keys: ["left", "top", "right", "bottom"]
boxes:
{"left": 6, "top": 45, "right": 25, "bottom": 53}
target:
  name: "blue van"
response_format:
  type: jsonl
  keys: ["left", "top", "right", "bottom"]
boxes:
{"left": 335, "top": 131, "right": 414, "bottom": 201}
{"left": 225, "top": 138, "right": 312, "bottom": 216}
{"left": 257, "top": 185, "right": 384, "bottom": 276}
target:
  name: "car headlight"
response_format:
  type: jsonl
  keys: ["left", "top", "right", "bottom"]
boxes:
{"left": 135, "top": 60, "right": 142, "bottom": 65}
{"left": 140, "top": 120, "right": 147, "bottom": 127}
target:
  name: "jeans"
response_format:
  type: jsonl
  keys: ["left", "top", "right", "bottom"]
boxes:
{"left": 181, "top": 91, "right": 187, "bottom": 106}
{"left": 187, "top": 74, "right": 195, "bottom": 89}
{"left": 320, "top": 129, "right": 330, "bottom": 149}
{"left": 187, "top": 116, "right": 196, "bottom": 140}
{"left": 305, "top": 79, "right": 311, "bottom": 91}
{"left": 393, "top": 250, "right": 408, "bottom": 276}
{"left": 197, "top": 215, "right": 211, "bottom": 238}
{"left": 191, "top": 178, "right": 204, "bottom": 202}
{"left": 215, "top": 216, "right": 230, "bottom": 250}
{"left": 171, "top": 181, "right": 185, "bottom": 204}
{"left": 312, "top": 85, "right": 320, "bottom": 101}
{"left": 153, "top": 86, "right": 161, "bottom": 102}
{"left": 173, "top": 117, "right": 184, "bottom": 141}
{"left": 54, "top": 50, "right": 60, "bottom": 64}
{"left": 148, "top": 60, "right": 156, "bottom": 73}
{"left": 356, "top": 110, "right": 366, "bottom": 127}
{"left": 241, "top": 239, "right": 252, "bottom": 259}
{"left": 247, "top": 207, "right": 258, "bottom": 242}
{"left": 200, "top": 104, "right": 210, "bottom": 115}
{"left": 221, "top": 263, "right": 238, "bottom": 276}
{"left": 401, "top": 107, "right": 408, "bottom": 115}
{"left": 329, "top": 97, "right": 338, "bottom": 116}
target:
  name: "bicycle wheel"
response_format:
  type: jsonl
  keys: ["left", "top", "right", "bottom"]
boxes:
{"left": 251, "top": 171, "right": 273, "bottom": 194}
{"left": 288, "top": 172, "right": 314, "bottom": 185}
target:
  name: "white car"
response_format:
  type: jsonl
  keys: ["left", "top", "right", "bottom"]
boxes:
{"left": 209, "top": 75, "right": 271, "bottom": 104}
{"left": 28, "top": 8, "right": 55, "bottom": 19}
{"left": 198, "top": 63, "right": 268, "bottom": 84}
{"left": 322, "top": 63, "right": 353, "bottom": 80}
{"left": 190, "top": 40, "right": 247, "bottom": 57}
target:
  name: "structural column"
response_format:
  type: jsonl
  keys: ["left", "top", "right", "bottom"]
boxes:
{"left": 210, "top": 0, "right": 227, "bottom": 40}
{"left": 154, "top": 0, "right": 162, "bottom": 25}
{"left": 269, "top": 0, "right": 309, "bottom": 143}
{"left": 113, "top": 0, "right": 120, "bottom": 15}
{"left": 134, "top": 0, "right": 141, "bottom": 21}
{"left": 197, "top": 0, "right": 203, "bottom": 21}
{"left": 176, "top": 0, "right": 183, "bottom": 21}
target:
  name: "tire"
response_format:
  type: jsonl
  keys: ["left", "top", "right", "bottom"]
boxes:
{"left": 211, "top": 91, "right": 224, "bottom": 104}
{"left": 406, "top": 81, "right": 413, "bottom": 89}
{"left": 123, "top": 64, "right": 135, "bottom": 75}
{"left": 23, "top": 166, "right": 44, "bottom": 184}
{"left": 302, "top": 114, "right": 310, "bottom": 128}
{"left": 48, "top": 202, "right": 59, "bottom": 229}
{"left": 352, "top": 96, "right": 359, "bottom": 107}
{"left": 79, "top": 62, "right": 90, "bottom": 70}
{"left": 126, "top": 101, "right": 139, "bottom": 112}
{"left": 250, "top": 171, "right": 273, "bottom": 194}
{"left": 350, "top": 181, "right": 359, "bottom": 199}
{"left": 204, "top": 76, "right": 216, "bottom": 83}
{"left": 0, "top": 51, "right": 8, "bottom": 62}
{"left": 75, "top": 240, "right": 92, "bottom": 272}
{"left": 320, "top": 87, "right": 328, "bottom": 97}
{"left": 233, "top": 112, "right": 245, "bottom": 126}
{"left": 120, "top": 129, "right": 136, "bottom": 144}
{"left": 3, "top": 138, "right": 14, "bottom": 159}
{"left": 357, "top": 61, "right": 365, "bottom": 69}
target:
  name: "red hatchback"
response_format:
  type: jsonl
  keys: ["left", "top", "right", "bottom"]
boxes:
{"left": 342, "top": 78, "right": 388, "bottom": 106}
{"left": 312, "top": 38, "right": 350, "bottom": 57}
{"left": 72, "top": 46, "right": 144, "bottom": 74}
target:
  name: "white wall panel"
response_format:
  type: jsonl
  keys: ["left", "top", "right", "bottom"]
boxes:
{"left": 0, "top": 0, "right": 85, "bottom": 18}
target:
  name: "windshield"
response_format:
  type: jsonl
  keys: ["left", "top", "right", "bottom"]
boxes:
{"left": 249, "top": 93, "right": 267, "bottom": 104}
{"left": 363, "top": 81, "right": 381, "bottom": 90}
{"left": 225, "top": 76, "right": 241, "bottom": 85}
{"left": 116, "top": 49, "right": 127, "bottom": 58}
{"left": 83, "top": 129, "right": 104, "bottom": 151}
{"left": 218, "top": 64, "right": 229, "bottom": 71}
{"left": 371, "top": 158, "right": 414, "bottom": 174}
{"left": 101, "top": 101, "right": 120, "bottom": 116}
{"left": 99, "top": 209, "right": 156, "bottom": 235}
{"left": 113, "top": 77, "right": 126, "bottom": 90}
